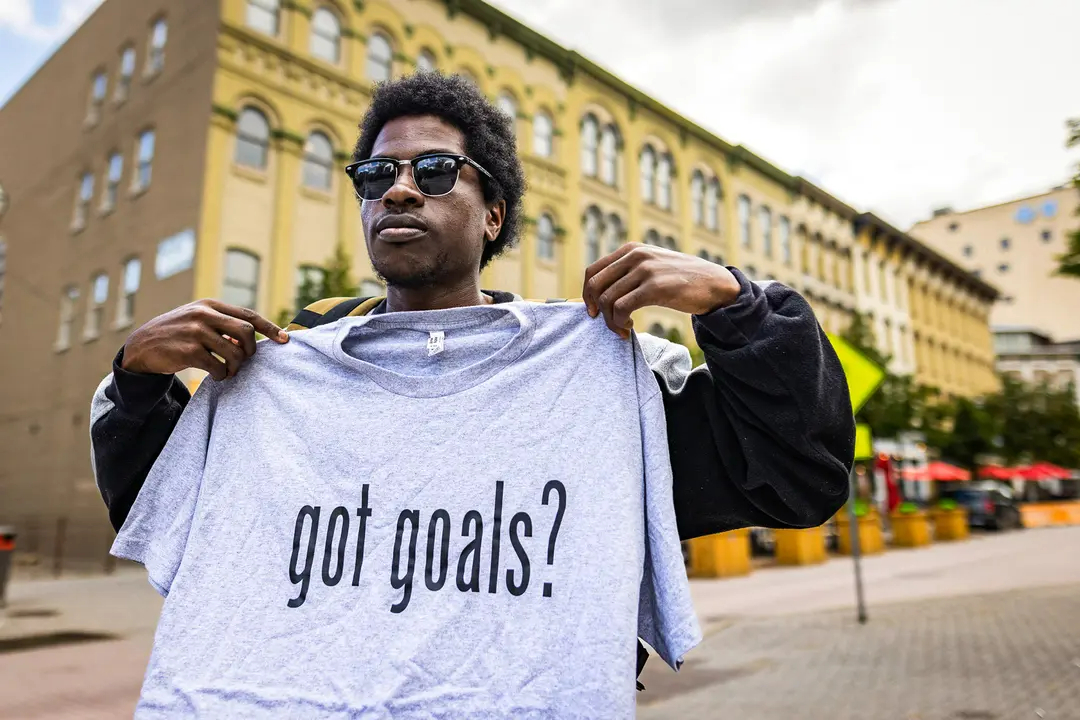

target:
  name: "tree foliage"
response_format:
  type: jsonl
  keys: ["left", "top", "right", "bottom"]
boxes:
{"left": 275, "top": 243, "right": 360, "bottom": 327}
{"left": 1056, "top": 118, "right": 1080, "bottom": 279}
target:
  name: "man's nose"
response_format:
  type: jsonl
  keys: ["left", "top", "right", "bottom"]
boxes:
{"left": 382, "top": 164, "right": 424, "bottom": 207}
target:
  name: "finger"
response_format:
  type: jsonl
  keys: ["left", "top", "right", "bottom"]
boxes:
{"left": 207, "top": 314, "right": 258, "bottom": 357}
{"left": 205, "top": 300, "right": 288, "bottom": 343}
{"left": 189, "top": 347, "right": 229, "bottom": 382}
{"left": 201, "top": 329, "right": 247, "bottom": 378}
{"left": 611, "top": 290, "right": 649, "bottom": 340}
{"left": 585, "top": 249, "right": 642, "bottom": 319}
{"left": 582, "top": 243, "right": 639, "bottom": 316}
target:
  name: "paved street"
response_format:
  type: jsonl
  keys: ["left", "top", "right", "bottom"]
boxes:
{"left": 1, "top": 526, "right": 1078, "bottom": 718}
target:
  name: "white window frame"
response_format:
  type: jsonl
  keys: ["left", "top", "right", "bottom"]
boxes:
{"left": 580, "top": 115, "right": 599, "bottom": 178}
{"left": 146, "top": 18, "right": 167, "bottom": 76}
{"left": 115, "top": 47, "right": 136, "bottom": 102}
{"left": 537, "top": 213, "right": 556, "bottom": 262}
{"left": 84, "top": 272, "right": 109, "bottom": 340}
{"left": 366, "top": 32, "right": 393, "bottom": 83}
{"left": 302, "top": 131, "right": 334, "bottom": 191}
{"left": 102, "top": 152, "right": 123, "bottom": 213}
{"left": 134, "top": 129, "right": 155, "bottom": 192}
{"left": 56, "top": 286, "right": 80, "bottom": 351}
{"left": 235, "top": 107, "right": 271, "bottom": 170}
{"left": 310, "top": 7, "right": 341, "bottom": 64}
{"left": 115, "top": 257, "right": 141, "bottom": 328}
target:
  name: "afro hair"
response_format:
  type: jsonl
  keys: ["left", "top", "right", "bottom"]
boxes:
{"left": 352, "top": 73, "right": 526, "bottom": 270}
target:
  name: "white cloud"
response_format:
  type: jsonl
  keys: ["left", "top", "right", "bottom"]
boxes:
{"left": 493, "top": 0, "right": 1080, "bottom": 227}
{"left": 0, "top": 0, "right": 103, "bottom": 44}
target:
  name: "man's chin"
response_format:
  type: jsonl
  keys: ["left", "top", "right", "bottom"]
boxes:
{"left": 372, "top": 263, "right": 442, "bottom": 290}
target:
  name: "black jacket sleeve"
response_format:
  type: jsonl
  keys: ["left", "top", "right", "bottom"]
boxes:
{"left": 658, "top": 269, "right": 855, "bottom": 540}
{"left": 91, "top": 348, "right": 191, "bottom": 531}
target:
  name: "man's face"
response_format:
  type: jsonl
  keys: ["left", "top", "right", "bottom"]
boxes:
{"left": 360, "top": 115, "right": 502, "bottom": 289}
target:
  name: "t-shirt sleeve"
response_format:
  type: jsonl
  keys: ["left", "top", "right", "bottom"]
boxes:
{"left": 635, "top": 364, "right": 703, "bottom": 669}
{"left": 109, "top": 378, "right": 218, "bottom": 597}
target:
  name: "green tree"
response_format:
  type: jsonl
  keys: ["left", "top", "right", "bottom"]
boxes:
{"left": 275, "top": 243, "right": 361, "bottom": 327}
{"left": 1055, "top": 117, "right": 1080, "bottom": 278}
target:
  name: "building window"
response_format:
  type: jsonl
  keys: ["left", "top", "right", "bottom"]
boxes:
{"left": 759, "top": 205, "right": 773, "bottom": 257}
{"left": 604, "top": 213, "right": 623, "bottom": 254}
{"left": 706, "top": 178, "right": 721, "bottom": 232}
{"left": 155, "top": 229, "right": 196, "bottom": 279}
{"left": 657, "top": 154, "right": 673, "bottom": 211}
{"left": 584, "top": 206, "right": 602, "bottom": 265}
{"left": 1000, "top": 237, "right": 1010, "bottom": 250}
{"left": 102, "top": 152, "right": 123, "bottom": 213}
{"left": 639, "top": 145, "right": 655, "bottom": 203}
{"left": 537, "top": 212, "right": 556, "bottom": 261}
{"left": 1041, "top": 229, "right": 1052, "bottom": 242}
{"left": 366, "top": 32, "right": 393, "bottom": 82}
{"left": 496, "top": 92, "right": 517, "bottom": 135}
{"left": 745, "top": 265, "right": 757, "bottom": 281}
{"left": 56, "top": 286, "right": 80, "bottom": 350}
{"left": 690, "top": 170, "right": 704, "bottom": 225}
{"left": 87, "top": 70, "right": 107, "bottom": 122}
{"left": 359, "top": 279, "right": 384, "bottom": 297}
{"left": 73, "top": 172, "right": 94, "bottom": 229}
{"left": 115, "top": 46, "right": 136, "bottom": 102}
{"left": 134, "top": 129, "right": 155, "bottom": 192}
{"left": 998, "top": 263, "right": 1009, "bottom": 273}
{"left": 309, "top": 7, "right": 341, "bottom": 63}
{"left": 84, "top": 272, "right": 109, "bottom": 340}
{"left": 737, "top": 194, "right": 751, "bottom": 248}
{"left": 146, "top": 18, "right": 167, "bottom": 75}
{"left": 302, "top": 131, "right": 334, "bottom": 190}
{"left": 416, "top": 48, "right": 436, "bottom": 73}
{"left": 117, "top": 257, "right": 141, "bottom": 327}
{"left": 779, "top": 215, "right": 791, "bottom": 265}
{"left": 600, "top": 125, "right": 619, "bottom": 187}
{"left": 644, "top": 229, "right": 661, "bottom": 247}
{"left": 533, "top": 110, "right": 553, "bottom": 158}
{"left": 235, "top": 107, "right": 270, "bottom": 169}
{"left": 247, "top": 0, "right": 280, "bottom": 35}
{"left": 664, "top": 235, "right": 679, "bottom": 252}
{"left": 962, "top": 244, "right": 973, "bottom": 257}
{"left": 580, "top": 114, "right": 599, "bottom": 178}
{"left": 948, "top": 222, "right": 959, "bottom": 232}
{"left": 455, "top": 68, "right": 479, "bottom": 87}
{"left": 1043, "top": 200, "right": 1058, "bottom": 218}
{"left": 223, "top": 249, "right": 260, "bottom": 309}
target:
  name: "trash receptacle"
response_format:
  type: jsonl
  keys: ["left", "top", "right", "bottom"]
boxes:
{"left": 0, "top": 526, "right": 15, "bottom": 609}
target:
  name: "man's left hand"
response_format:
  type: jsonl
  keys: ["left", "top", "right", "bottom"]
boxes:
{"left": 582, "top": 243, "right": 742, "bottom": 339}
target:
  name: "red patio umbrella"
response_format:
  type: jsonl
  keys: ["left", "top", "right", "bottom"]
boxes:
{"left": 902, "top": 462, "right": 971, "bottom": 482}
{"left": 979, "top": 465, "right": 1015, "bottom": 480}
{"left": 1029, "top": 462, "right": 1072, "bottom": 480}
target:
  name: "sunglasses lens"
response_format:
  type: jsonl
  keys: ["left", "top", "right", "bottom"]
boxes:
{"left": 414, "top": 155, "right": 461, "bottom": 196}
{"left": 353, "top": 160, "right": 396, "bottom": 200}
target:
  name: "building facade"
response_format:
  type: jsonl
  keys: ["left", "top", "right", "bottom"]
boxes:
{"left": 910, "top": 187, "right": 1080, "bottom": 343}
{"left": 0, "top": 0, "right": 995, "bottom": 565}
{"left": 995, "top": 328, "right": 1080, "bottom": 410}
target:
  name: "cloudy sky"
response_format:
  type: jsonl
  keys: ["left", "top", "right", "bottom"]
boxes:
{"left": 2, "top": 0, "right": 1077, "bottom": 228}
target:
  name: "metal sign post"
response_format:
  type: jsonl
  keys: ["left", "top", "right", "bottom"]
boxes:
{"left": 847, "top": 467, "right": 868, "bottom": 624}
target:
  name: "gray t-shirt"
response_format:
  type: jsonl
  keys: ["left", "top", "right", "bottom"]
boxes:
{"left": 113, "top": 302, "right": 701, "bottom": 719}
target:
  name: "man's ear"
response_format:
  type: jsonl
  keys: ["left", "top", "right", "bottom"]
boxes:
{"left": 485, "top": 199, "right": 506, "bottom": 243}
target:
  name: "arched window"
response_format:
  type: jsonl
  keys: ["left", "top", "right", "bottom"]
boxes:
{"left": 737, "top": 194, "right": 751, "bottom": 248}
{"left": 537, "top": 212, "right": 556, "bottom": 261}
{"left": 697, "top": 249, "right": 710, "bottom": 261}
{"left": 664, "top": 235, "right": 679, "bottom": 252}
{"left": 247, "top": 0, "right": 280, "bottom": 36}
{"left": 706, "top": 178, "right": 721, "bottom": 231}
{"left": 759, "top": 205, "right": 773, "bottom": 257}
{"left": 496, "top": 92, "right": 517, "bottom": 136}
{"left": 533, "top": 110, "right": 553, "bottom": 158}
{"left": 779, "top": 215, "right": 792, "bottom": 265}
{"left": 146, "top": 17, "right": 167, "bottom": 75}
{"left": 644, "top": 229, "right": 661, "bottom": 247}
{"left": 223, "top": 249, "right": 260, "bottom": 309}
{"left": 580, "top": 114, "right": 599, "bottom": 177}
{"left": 302, "top": 131, "right": 334, "bottom": 190}
{"left": 690, "top": 170, "right": 705, "bottom": 225}
{"left": 584, "top": 206, "right": 603, "bottom": 265}
{"left": 456, "top": 68, "right": 479, "bottom": 87}
{"left": 416, "top": 48, "right": 436, "bottom": 73}
{"left": 657, "top": 154, "right": 673, "bottom": 210}
{"left": 639, "top": 145, "right": 656, "bottom": 203}
{"left": 235, "top": 107, "right": 270, "bottom": 169}
{"left": 310, "top": 7, "right": 341, "bottom": 64}
{"left": 366, "top": 32, "right": 393, "bottom": 82}
{"left": 600, "top": 125, "right": 618, "bottom": 186}
{"left": 604, "top": 213, "right": 623, "bottom": 254}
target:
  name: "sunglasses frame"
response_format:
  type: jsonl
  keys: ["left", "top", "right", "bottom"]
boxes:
{"left": 343, "top": 153, "right": 496, "bottom": 201}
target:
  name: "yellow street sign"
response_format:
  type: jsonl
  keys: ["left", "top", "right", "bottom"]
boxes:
{"left": 854, "top": 423, "right": 874, "bottom": 460}
{"left": 826, "top": 333, "right": 886, "bottom": 414}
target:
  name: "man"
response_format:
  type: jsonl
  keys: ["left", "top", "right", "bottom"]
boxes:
{"left": 91, "top": 72, "right": 853, "bottom": 557}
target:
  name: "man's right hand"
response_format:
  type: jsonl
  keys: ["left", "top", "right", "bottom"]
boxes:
{"left": 120, "top": 299, "right": 289, "bottom": 381}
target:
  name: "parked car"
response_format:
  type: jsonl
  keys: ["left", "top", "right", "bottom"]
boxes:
{"left": 941, "top": 483, "right": 1022, "bottom": 530}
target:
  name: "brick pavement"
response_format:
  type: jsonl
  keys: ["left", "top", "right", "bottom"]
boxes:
{"left": 638, "top": 583, "right": 1080, "bottom": 720}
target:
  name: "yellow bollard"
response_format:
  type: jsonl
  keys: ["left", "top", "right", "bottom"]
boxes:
{"left": 931, "top": 508, "right": 969, "bottom": 541}
{"left": 687, "top": 529, "right": 752, "bottom": 578}
{"left": 835, "top": 510, "right": 884, "bottom": 555}
{"left": 774, "top": 526, "right": 827, "bottom": 565}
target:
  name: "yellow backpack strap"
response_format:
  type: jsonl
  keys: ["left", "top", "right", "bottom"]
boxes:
{"left": 285, "top": 296, "right": 386, "bottom": 331}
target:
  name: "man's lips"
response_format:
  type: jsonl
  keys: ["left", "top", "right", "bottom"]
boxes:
{"left": 374, "top": 214, "right": 429, "bottom": 242}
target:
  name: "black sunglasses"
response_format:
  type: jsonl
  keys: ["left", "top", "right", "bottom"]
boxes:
{"left": 343, "top": 153, "right": 495, "bottom": 201}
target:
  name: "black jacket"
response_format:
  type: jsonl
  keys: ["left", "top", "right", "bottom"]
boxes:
{"left": 89, "top": 269, "right": 855, "bottom": 539}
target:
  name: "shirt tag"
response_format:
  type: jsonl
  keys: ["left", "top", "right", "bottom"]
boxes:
{"left": 427, "top": 330, "right": 445, "bottom": 356}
